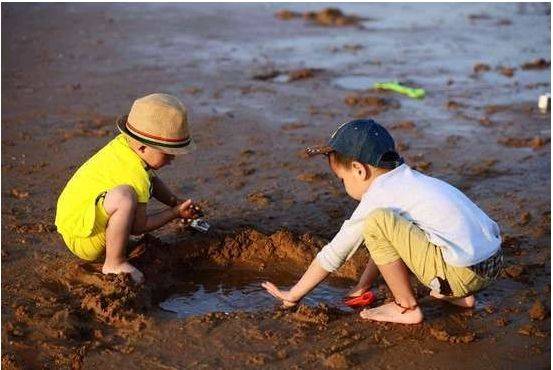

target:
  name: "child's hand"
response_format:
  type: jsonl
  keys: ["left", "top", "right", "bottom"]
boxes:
{"left": 346, "top": 284, "right": 368, "bottom": 298}
{"left": 174, "top": 199, "right": 203, "bottom": 220}
{"left": 281, "top": 300, "right": 298, "bottom": 309}
{"left": 261, "top": 281, "right": 299, "bottom": 308}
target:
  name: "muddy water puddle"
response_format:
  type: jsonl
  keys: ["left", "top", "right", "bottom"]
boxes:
{"left": 158, "top": 268, "right": 353, "bottom": 318}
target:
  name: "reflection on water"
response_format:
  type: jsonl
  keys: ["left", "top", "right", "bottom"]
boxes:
{"left": 332, "top": 75, "right": 380, "bottom": 91}
{"left": 159, "top": 269, "right": 353, "bottom": 318}
{"left": 159, "top": 268, "right": 531, "bottom": 319}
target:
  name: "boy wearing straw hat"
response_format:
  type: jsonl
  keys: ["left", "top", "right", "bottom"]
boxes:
{"left": 55, "top": 93, "right": 200, "bottom": 283}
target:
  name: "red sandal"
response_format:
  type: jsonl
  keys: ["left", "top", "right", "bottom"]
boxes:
{"left": 344, "top": 291, "right": 376, "bottom": 308}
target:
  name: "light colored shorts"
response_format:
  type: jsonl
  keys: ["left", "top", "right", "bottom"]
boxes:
{"left": 61, "top": 193, "right": 109, "bottom": 261}
{"left": 363, "top": 208, "right": 493, "bottom": 298}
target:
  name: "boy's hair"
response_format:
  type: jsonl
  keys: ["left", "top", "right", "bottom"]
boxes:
{"left": 331, "top": 151, "right": 357, "bottom": 168}
{"left": 331, "top": 150, "right": 401, "bottom": 170}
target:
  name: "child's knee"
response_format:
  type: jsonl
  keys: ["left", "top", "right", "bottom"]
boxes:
{"left": 104, "top": 185, "right": 137, "bottom": 214}
{"left": 363, "top": 209, "right": 403, "bottom": 264}
{"left": 363, "top": 208, "right": 396, "bottom": 238}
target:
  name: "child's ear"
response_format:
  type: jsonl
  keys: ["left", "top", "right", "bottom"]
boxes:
{"left": 352, "top": 161, "right": 368, "bottom": 180}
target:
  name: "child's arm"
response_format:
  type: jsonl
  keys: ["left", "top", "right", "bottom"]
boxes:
{"left": 151, "top": 176, "right": 180, "bottom": 207}
{"left": 263, "top": 212, "right": 368, "bottom": 305}
{"left": 262, "top": 258, "right": 330, "bottom": 305}
{"left": 131, "top": 199, "right": 196, "bottom": 235}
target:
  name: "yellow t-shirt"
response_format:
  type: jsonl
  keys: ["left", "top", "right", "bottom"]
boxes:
{"left": 55, "top": 134, "right": 153, "bottom": 238}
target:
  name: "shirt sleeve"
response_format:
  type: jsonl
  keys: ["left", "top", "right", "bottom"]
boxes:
{"left": 316, "top": 190, "right": 384, "bottom": 272}
{"left": 316, "top": 217, "right": 366, "bottom": 272}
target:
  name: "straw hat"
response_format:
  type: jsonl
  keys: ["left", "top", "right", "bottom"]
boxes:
{"left": 117, "top": 93, "right": 196, "bottom": 155}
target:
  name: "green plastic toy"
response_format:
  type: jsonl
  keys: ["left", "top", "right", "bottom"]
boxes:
{"left": 373, "top": 81, "right": 426, "bottom": 99}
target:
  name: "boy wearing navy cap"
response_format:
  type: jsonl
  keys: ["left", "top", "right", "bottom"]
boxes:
{"left": 262, "top": 119, "right": 502, "bottom": 324}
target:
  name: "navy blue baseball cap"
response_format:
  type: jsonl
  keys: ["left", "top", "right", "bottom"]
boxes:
{"left": 305, "top": 119, "right": 404, "bottom": 169}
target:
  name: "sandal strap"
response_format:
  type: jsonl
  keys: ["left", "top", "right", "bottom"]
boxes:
{"left": 394, "top": 301, "right": 418, "bottom": 314}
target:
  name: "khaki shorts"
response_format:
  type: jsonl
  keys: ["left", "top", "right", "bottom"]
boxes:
{"left": 61, "top": 194, "right": 109, "bottom": 261}
{"left": 363, "top": 208, "right": 490, "bottom": 297}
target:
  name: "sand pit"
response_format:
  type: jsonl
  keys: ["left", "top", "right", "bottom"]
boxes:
{"left": 2, "top": 228, "right": 377, "bottom": 367}
{"left": 24, "top": 229, "right": 369, "bottom": 332}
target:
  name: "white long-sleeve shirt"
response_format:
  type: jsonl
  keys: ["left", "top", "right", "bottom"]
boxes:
{"left": 316, "top": 164, "right": 501, "bottom": 272}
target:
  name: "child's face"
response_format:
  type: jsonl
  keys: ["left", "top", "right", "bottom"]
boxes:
{"left": 329, "top": 154, "right": 371, "bottom": 201}
{"left": 141, "top": 146, "right": 175, "bottom": 169}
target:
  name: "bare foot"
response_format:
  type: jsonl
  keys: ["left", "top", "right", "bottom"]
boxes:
{"left": 429, "top": 291, "right": 475, "bottom": 308}
{"left": 102, "top": 261, "right": 145, "bottom": 284}
{"left": 360, "top": 302, "right": 423, "bottom": 324}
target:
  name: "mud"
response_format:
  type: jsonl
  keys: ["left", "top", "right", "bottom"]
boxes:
{"left": 276, "top": 7, "right": 362, "bottom": 27}
{"left": 252, "top": 68, "right": 318, "bottom": 83}
{"left": 498, "top": 66, "right": 516, "bottom": 78}
{"left": 428, "top": 326, "right": 476, "bottom": 344}
{"left": 344, "top": 92, "right": 401, "bottom": 117}
{"left": 390, "top": 120, "right": 416, "bottom": 131}
{"left": 529, "top": 300, "right": 547, "bottom": 321}
{"left": 521, "top": 58, "right": 551, "bottom": 70}
{"left": 2, "top": 3, "right": 550, "bottom": 369}
{"left": 498, "top": 136, "right": 550, "bottom": 149}
{"left": 323, "top": 352, "right": 352, "bottom": 368}
{"left": 474, "top": 63, "right": 492, "bottom": 74}
{"left": 287, "top": 68, "right": 316, "bottom": 82}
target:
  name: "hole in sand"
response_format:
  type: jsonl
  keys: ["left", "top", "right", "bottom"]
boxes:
{"left": 158, "top": 268, "right": 354, "bottom": 318}
{"left": 54, "top": 229, "right": 371, "bottom": 325}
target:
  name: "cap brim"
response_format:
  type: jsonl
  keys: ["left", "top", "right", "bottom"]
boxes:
{"left": 304, "top": 144, "right": 334, "bottom": 158}
{"left": 116, "top": 116, "right": 196, "bottom": 155}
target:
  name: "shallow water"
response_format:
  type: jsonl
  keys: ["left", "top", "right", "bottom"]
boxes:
{"left": 127, "top": 2, "right": 550, "bottom": 139}
{"left": 159, "top": 268, "right": 353, "bottom": 318}
{"left": 332, "top": 75, "right": 381, "bottom": 91}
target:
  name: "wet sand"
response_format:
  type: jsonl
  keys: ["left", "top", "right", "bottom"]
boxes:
{"left": 2, "top": 3, "right": 551, "bottom": 369}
